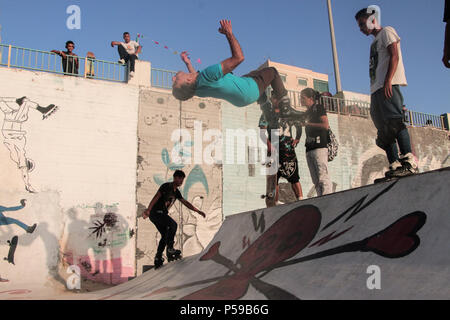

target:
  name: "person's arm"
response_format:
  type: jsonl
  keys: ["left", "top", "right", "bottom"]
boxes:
{"left": 179, "top": 198, "right": 206, "bottom": 218}
{"left": 444, "top": 21, "right": 450, "bottom": 68}
{"left": 142, "top": 191, "right": 162, "bottom": 219}
{"left": 292, "top": 122, "right": 303, "bottom": 147}
{"left": 51, "top": 50, "right": 66, "bottom": 58}
{"left": 72, "top": 53, "right": 79, "bottom": 68}
{"left": 384, "top": 42, "right": 400, "bottom": 98}
{"left": 180, "top": 51, "right": 196, "bottom": 74}
{"left": 218, "top": 20, "right": 244, "bottom": 75}
{"left": 305, "top": 115, "right": 329, "bottom": 130}
{"left": 111, "top": 41, "right": 121, "bottom": 47}
{"left": 136, "top": 45, "right": 142, "bottom": 55}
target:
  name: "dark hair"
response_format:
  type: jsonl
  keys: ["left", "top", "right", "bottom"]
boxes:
{"left": 355, "top": 8, "right": 375, "bottom": 20}
{"left": 123, "top": 32, "right": 130, "bottom": 36}
{"left": 300, "top": 88, "right": 321, "bottom": 102}
{"left": 65, "top": 41, "right": 75, "bottom": 48}
{"left": 173, "top": 170, "right": 186, "bottom": 179}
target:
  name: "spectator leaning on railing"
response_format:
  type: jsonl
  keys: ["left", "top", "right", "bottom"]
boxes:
{"left": 111, "top": 32, "right": 141, "bottom": 78}
{"left": 51, "top": 41, "right": 79, "bottom": 75}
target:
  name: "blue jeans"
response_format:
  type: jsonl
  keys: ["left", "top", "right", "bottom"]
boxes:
{"left": 370, "top": 85, "right": 412, "bottom": 163}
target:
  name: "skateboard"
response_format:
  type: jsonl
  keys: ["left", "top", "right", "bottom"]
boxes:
{"left": 374, "top": 172, "right": 415, "bottom": 184}
{"left": 4, "top": 236, "right": 18, "bottom": 265}
{"left": 261, "top": 160, "right": 277, "bottom": 208}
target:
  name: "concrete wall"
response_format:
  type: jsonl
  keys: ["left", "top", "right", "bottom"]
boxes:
{"left": 0, "top": 67, "right": 139, "bottom": 286}
{"left": 222, "top": 102, "right": 450, "bottom": 217}
{"left": 135, "top": 90, "right": 223, "bottom": 275}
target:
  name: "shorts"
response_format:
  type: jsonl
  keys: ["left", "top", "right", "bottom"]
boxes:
{"left": 277, "top": 158, "right": 300, "bottom": 184}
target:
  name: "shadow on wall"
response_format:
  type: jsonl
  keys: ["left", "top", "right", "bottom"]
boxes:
{"left": 0, "top": 197, "right": 63, "bottom": 285}
{"left": 61, "top": 203, "right": 133, "bottom": 285}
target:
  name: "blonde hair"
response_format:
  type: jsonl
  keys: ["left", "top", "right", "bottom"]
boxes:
{"left": 172, "top": 82, "right": 196, "bottom": 101}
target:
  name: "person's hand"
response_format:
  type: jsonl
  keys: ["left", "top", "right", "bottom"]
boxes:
{"left": 20, "top": 199, "right": 26, "bottom": 207}
{"left": 142, "top": 209, "right": 150, "bottom": 219}
{"left": 292, "top": 139, "right": 300, "bottom": 148}
{"left": 111, "top": 41, "right": 116, "bottom": 48}
{"left": 384, "top": 79, "right": 393, "bottom": 99}
{"left": 180, "top": 51, "right": 190, "bottom": 64}
{"left": 443, "top": 53, "right": 450, "bottom": 68}
{"left": 218, "top": 20, "right": 233, "bottom": 36}
{"left": 197, "top": 211, "right": 206, "bottom": 218}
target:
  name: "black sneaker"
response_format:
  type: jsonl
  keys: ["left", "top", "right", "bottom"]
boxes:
{"left": 16, "top": 96, "right": 27, "bottom": 106}
{"left": 389, "top": 162, "right": 417, "bottom": 178}
{"left": 154, "top": 254, "right": 164, "bottom": 269}
{"left": 41, "top": 104, "right": 58, "bottom": 120}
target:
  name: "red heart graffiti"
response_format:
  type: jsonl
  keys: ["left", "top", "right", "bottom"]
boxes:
{"left": 365, "top": 211, "right": 426, "bottom": 258}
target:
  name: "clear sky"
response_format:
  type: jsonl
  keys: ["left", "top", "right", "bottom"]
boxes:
{"left": 0, "top": 0, "right": 448, "bottom": 115}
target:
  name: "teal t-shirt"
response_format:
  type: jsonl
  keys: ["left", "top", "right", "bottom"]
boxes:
{"left": 195, "top": 64, "right": 260, "bottom": 107}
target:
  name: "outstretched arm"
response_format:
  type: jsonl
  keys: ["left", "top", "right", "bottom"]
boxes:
{"left": 180, "top": 51, "right": 196, "bottom": 74}
{"left": 179, "top": 198, "right": 206, "bottom": 218}
{"left": 111, "top": 41, "right": 121, "bottom": 47}
{"left": 444, "top": 21, "right": 450, "bottom": 68}
{"left": 218, "top": 20, "right": 244, "bottom": 75}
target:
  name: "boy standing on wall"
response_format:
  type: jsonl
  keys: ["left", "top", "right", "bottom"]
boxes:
{"left": 355, "top": 8, "right": 418, "bottom": 178}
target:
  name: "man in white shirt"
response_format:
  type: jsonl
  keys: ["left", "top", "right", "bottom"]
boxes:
{"left": 111, "top": 32, "right": 142, "bottom": 77}
{"left": 355, "top": 8, "right": 418, "bottom": 178}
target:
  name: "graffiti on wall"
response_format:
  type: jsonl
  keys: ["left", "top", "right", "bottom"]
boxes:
{"left": 62, "top": 202, "right": 133, "bottom": 285}
{"left": 0, "top": 96, "right": 59, "bottom": 193}
{"left": 138, "top": 180, "right": 426, "bottom": 300}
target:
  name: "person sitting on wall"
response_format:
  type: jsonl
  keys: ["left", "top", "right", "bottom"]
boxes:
{"left": 172, "top": 20, "right": 304, "bottom": 120}
{"left": 111, "top": 32, "right": 141, "bottom": 78}
{"left": 51, "top": 41, "right": 79, "bottom": 75}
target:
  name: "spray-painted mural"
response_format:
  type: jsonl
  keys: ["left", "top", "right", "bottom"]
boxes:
{"left": 136, "top": 90, "right": 223, "bottom": 274}
{"left": 0, "top": 96, "right": 58, "bottom": 193}
{"left": 0, "top": 67, "right": 138, "bottom": 289}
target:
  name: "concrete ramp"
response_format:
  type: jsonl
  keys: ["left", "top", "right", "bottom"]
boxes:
{"left": 2, "top": 167, "right": 450, "bottom": 300}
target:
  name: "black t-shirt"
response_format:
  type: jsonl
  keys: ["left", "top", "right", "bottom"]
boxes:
{"left": 305, "top": 103, "right": 328, "bottom": 152}
{"left": 152, "top": 182, "right": 183, "bottom": 214}
{"left": 62, "top": 51, "right": 79, "bottom": 74}
{"left": 445, "top": 0, "right": 449, "bottom": 22}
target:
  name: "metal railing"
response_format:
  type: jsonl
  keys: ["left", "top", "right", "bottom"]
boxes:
{"left": 151, "top": 67, "right": 176, "bottom": 89}
{"left": 320, "top": 95, "right": 370, "bottom": 117}
{"left": 0, "top": 44, "right": 127, "bottom": 82}
{"left": 404, "top": 110, "right": 446, "bottom": 129}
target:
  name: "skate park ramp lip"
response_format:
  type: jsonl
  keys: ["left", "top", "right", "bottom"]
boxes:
{"left": 2, "top": 167, "right": 449, "bottom": 300}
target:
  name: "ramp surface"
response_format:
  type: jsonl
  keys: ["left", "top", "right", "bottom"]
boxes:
{"left": 2, "top": 168, "right": 450, "bottom": 300}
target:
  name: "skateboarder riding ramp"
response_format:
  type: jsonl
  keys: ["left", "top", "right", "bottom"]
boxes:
{"left": 2, "top": 167, "right": 450, "bottom": 299}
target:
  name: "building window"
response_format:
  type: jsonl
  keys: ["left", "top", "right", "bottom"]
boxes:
{"left": 297, "top": 77, "right": 308, "bottom": 87}
{"left": 280, "top": 74, "right": 287, "bottom": 83}
{"left": 313, "top": 79, "right": 329, "bottom": 93}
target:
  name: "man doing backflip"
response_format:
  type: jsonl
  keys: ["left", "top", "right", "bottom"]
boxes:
{"left": 172, "top": 20, "right": 304, "bottom": 119}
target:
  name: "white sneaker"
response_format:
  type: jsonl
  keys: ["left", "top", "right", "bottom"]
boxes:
{"left": 129, "top": 71, "right": 135, "bottom": 78}
{"left": 118, "top": 59, "right": 125, "bottom": 64}
{"left": 399, "top": 153, "right": 419, "bottom": 172}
